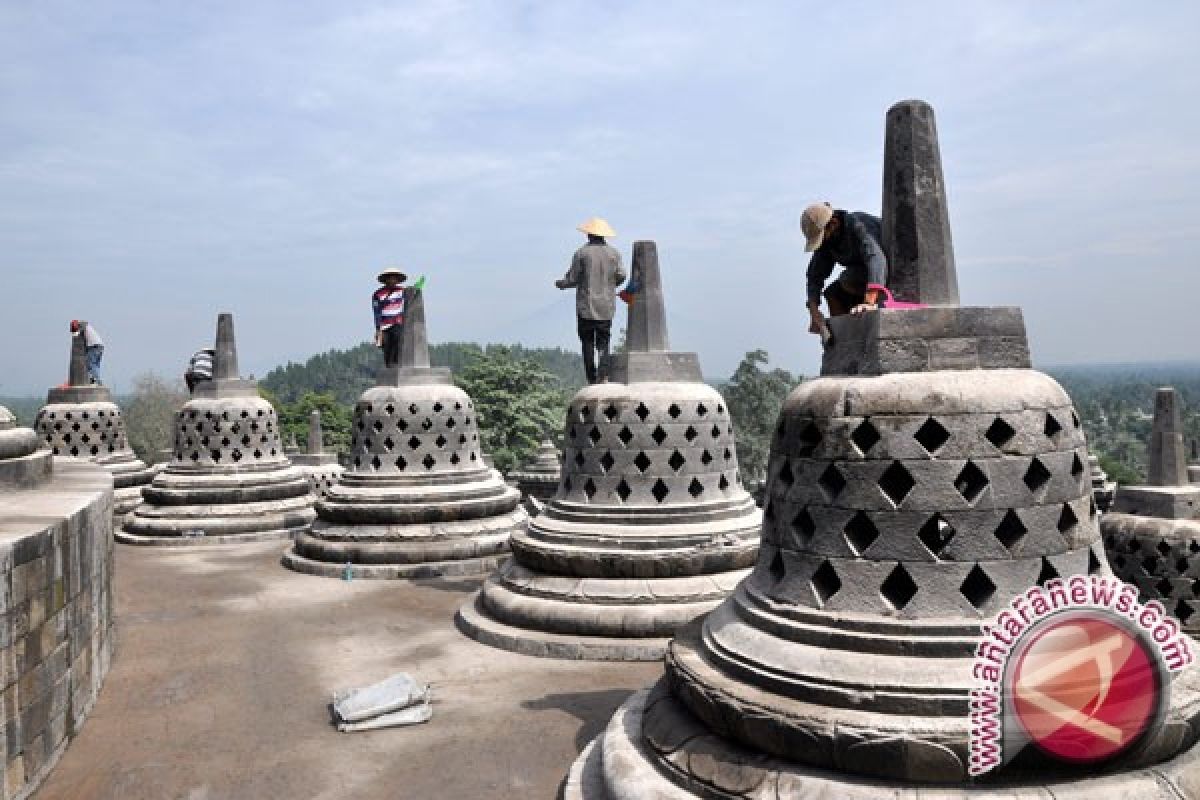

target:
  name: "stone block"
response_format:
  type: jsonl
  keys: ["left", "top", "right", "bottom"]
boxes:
{"left": 1113, "top": 484, "right": 1200, "bottom": 520}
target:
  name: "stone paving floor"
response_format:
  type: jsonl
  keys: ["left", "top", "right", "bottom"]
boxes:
{"left": 36, "top": 542, "right": 661, "bottom": 800}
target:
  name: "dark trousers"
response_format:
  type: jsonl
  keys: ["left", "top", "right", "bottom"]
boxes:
{"left": 382, "top": 324, "right": 403, "bottom": 367}
{"left": 577, "top": 317, "right": 612, "bottom": 384}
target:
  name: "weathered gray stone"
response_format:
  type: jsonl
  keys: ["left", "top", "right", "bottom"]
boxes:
{"left": 119, "top": 313, "right": 315, "bottom": 545}
{"left": 508, "top": 438, "right": 561, "bottom": 510}
{"left": 0, "top": 410, "right": 114, "bottom": 800}
{"left": 1149, "top": 387, "right": 1189, "bottom": 486}
{"left": 459, "top": 244, "right": 761, "bottom": 660}
{"left": 882, "top": 98, "right": 958, "bottom": 306}
{"left": 282, "top": 288, "right": 526, "bottom": 578}
{"left": 289, "top": 410, "right": 342, "bottom": 499}
{"left": 822, "top": 307, "right": 1031, "bottom": 377}
{"left": 625, "top": 241, "right": 669, "bottom": 353}
{"left": 608, "top": 242, "right": 702, "bottom": 384}
{"left": 34, "top": 330, "right": 154, "bottom": 523}
{"left": 1103, "top": 513, "right": 1200, "bottom": 632}
{"left": 1110, "top": 388, "right": 1200, "bottom": 521}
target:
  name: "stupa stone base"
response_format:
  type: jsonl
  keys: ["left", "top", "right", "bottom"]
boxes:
{"left": 563, "top": 680, "right": 1200, "bottom": 800}
{"left": 457, "top": 560, "right": 751, "bottom": 661}
{"left": 283, "top": 505, "right": 525, "bottom": 578}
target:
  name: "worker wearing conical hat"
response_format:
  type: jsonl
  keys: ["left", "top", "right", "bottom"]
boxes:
{"left": 373, "top": 268, "right": 408, "bottom": 367}
{"left": 556, "top": 218, "right": 626, "bottom": 384}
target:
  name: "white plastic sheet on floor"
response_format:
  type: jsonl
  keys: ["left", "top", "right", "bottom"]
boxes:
{"left": 331, "top": 673, "right": 432, "bottom": 732}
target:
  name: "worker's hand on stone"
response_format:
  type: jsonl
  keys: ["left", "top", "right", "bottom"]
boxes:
{"left": 850, "top": 303, "right": 878, "bottom": 315}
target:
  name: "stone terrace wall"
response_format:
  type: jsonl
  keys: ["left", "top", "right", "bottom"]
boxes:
{"left": 0, "top": 460, "right": 114, "bottom": 799}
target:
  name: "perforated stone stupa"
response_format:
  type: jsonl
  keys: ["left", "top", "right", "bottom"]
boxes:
{"left": 34, "top": 329, "right": 154, "bottom": 521}
{"left": 1103, "top": 387, "right": 1200, "bottom": 633}
{"left": 457, "top": 241, "right": 762, "bottom": 661}
{"left": 290, "top": 410, "right": 343, "bottom": 499}
{"left": 508, "top": 438, "right": 561, "bottom": 512}
{"left": 564, "top": 100, "right": 1200, "bottom": 798}
{"left": 119, "top": 313, "right": 316, "bottom": 545}
{"left": 282, "top": 287, "right": 526, "bottom": 578}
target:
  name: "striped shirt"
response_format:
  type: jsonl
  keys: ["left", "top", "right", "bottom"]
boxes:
{"left": 188, "top": 349, "right": 215, "bottom": 381}
{"left": 372, "top": 286, "right": 406, "bottom": 330}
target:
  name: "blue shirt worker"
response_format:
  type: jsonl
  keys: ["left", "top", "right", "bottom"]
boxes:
{"left": 70, "top": 319, "right": 105, "bottom": 384}
{"left": 802, "top": 202, "right": 889, "bottom": 336}
{"left": 555, "top": 217, "right": 626, "bottom": 384}
{"left": 373, "top": 268, "right": 407, "bottom": 367}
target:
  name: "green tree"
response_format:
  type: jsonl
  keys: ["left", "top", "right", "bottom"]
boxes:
{"left": 124, "top": 372, "right": 188, "bottom": 462}
{"left": 261, "top": 389, "right": 353, "bottom": 457}
{"left": 1098, "top": 455, "right": 1141, "bottom": 487}
{"left": 455, "top": 347, "right": 569, "bottom": 474}
{"left": 721, "top": 350, "right": 801, "bottom": 485}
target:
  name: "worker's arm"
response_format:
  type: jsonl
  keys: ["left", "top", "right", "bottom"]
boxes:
{"left": 805, "top": 249, "right": 834, "bottom": 333}
{"left": 556, "top": 251, "right": 583, "bottom": 289}
{"left": 611, "top": 249, "right": 626, "bottom": 287}
{"left": 848, "top": 215, "right": 887, "bottom": 313}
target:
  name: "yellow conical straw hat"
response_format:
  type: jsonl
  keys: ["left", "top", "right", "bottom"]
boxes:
{"left": 576, "top": 217, "right": 616, "bottom": 237}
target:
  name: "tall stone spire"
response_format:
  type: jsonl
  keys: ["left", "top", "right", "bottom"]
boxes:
{"left": 882, "top": 98, "right": 959, "bottom": 305}
{"left": 399, "top": 286, "right": 431, "bottom": 368}
{"left": 307, "top": 409, "right": 324, "bottom": 456}
{"left": 1148, "top": 387, "right": 1189, "bottom": 486}
{"left": 213, "top": 312, "right": 239, "bottom": 380}
{"left": 68, "top": 325, "right": 90, "bottom": 386}
{"left": 609, "top": 241, "right": 702, "bottom": 384}
{"left": 625, "top": 241, "right": 669, "bottom": 352}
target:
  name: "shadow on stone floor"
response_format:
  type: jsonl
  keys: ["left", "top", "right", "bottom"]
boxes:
{"left": 522, "top": 687, "right": 640, "bottom": 751}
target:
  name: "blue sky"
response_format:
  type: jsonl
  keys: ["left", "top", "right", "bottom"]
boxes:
{"left": 2, "top": 1, "right": 1198, "bottom": 394}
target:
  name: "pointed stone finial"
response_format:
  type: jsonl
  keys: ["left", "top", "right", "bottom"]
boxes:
{"left": 399, "top": 287, "right": 431, "bottom": 368}
{"left": 68, "top": 322, "right": 89, "bottom": 386}
{"left": 1148, "top": 387, "right": 1188, "bottom": 486}
{"left": 214, "top": 312, "right": 239, "bottom": 380}
{"left": 626, "top": 241, "right": 669, "bottom": 353}
{"left": 882, "top": 99, "right": 959, "bottom": 306}
{"left": 307, "top": 410, "right": 324, "bottom": 455}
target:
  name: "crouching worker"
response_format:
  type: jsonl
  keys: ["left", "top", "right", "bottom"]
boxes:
{"left": 801, "top": 202, "right": 889, "bottom": 336}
